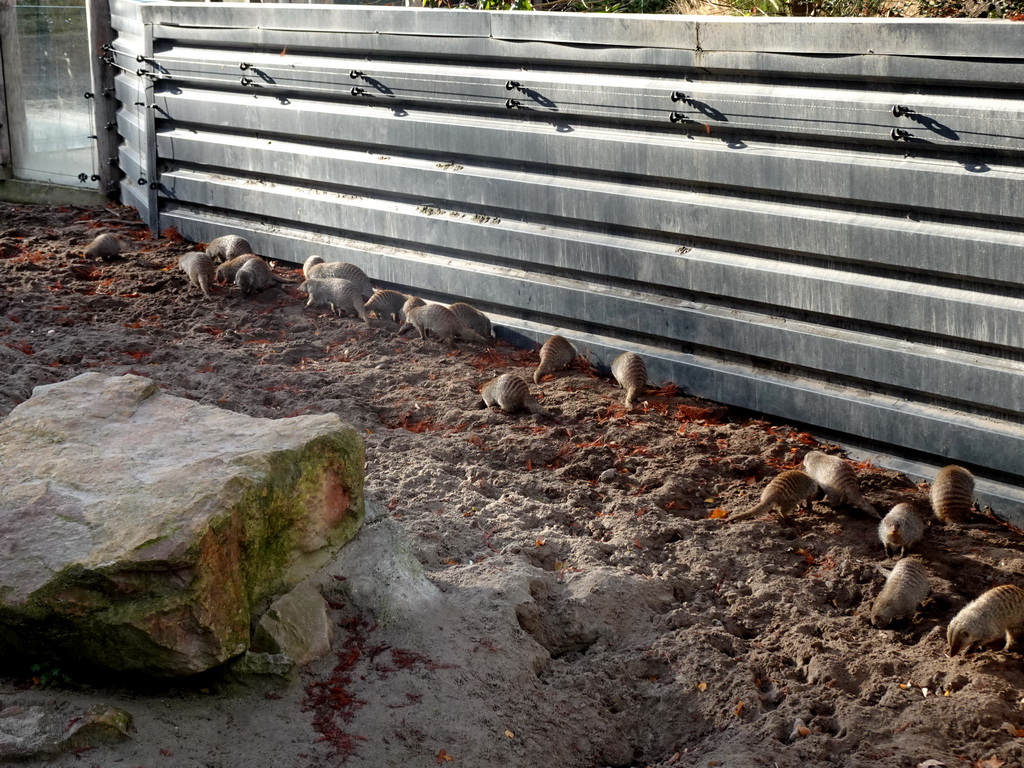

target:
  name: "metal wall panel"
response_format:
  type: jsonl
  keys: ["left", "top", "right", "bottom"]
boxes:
{"left": 108, "top": 3, "right": 1024, "bottom": 501}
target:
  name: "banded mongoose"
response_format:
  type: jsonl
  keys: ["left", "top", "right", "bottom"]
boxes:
{"left": 399, "top": 304, "right": 491, "bottom": 345}
{"left": 206, "top": 234, "right": 252, "bottom": 264}
{"left": 871, "top": 558, "right": 930, "bottom": 628}
{"left": 83, "top": 232, "right": 119, "bottom": 261}
{"left": 449, "top": 302, "right": 493, "bottom": 340}
{"left": 306, "top": 261, "right": 374, "bottom": 299}
{"left": 611, "top": 352, "right": 648, "bottom": 406}
{"left": 930, "top": 465, "right": 974, "bottom": 524}
{"left": 298, "top": 277, "right": 368, "bottom": 322}
{"left": 366, "top": 289, "right": 410, "bottom": 323}
{"left": 728, "top": 470, "right": 818, "bottom": 522}
{"left": 214, "top": 253, "right": 259, "bottom": 284}
{"left": 878, "top": 503, "right": 925, "bottom": 558}
{"left": 303, "top": 255, "right": 325, "bottom": 277}
{"left": 235, "top": 257, "right": 287, "bottom": 296}
{"left": 177, "top": 251, "right": 215, "bottom": 298}
{"left": 802, "top": 451, "right": 878, "bottom": 518}
{"left": 947, "top": 584, "right": 1024, "bottom": 656}
{"left": 480, "top": 373, "right": 551, "bottom": 416}
{"left": 399, "top": 295, "right": 427, "bottom": 324}
{"left": 534, "top": 335, "right": 576, "bottom": 384}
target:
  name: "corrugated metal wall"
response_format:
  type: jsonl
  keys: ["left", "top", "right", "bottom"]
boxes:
{"left": 107, "top": 3, "right": 1024, "bottom": 493}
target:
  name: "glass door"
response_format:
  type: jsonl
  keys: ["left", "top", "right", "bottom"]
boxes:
{"left": 0, "top": 0, "right": 98, "bottom": 187}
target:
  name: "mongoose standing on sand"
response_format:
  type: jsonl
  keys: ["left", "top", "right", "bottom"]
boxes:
{"left": 302, "top": 255, "right": 325, "bottom": 277}
{"left": 878, "top": 503, "right": 925, "bottom": 558}
{"left": 449, "top": 302, "right": 492, "bottom": 340}
{"left": 206, "top": 235, "right": 252, "bottom": 264}
{"left": 728, "top": 470, "right": 818, "bottom": 522}
{"left": 83, "top": 232, "right": 119, "bottom": 261}
{"left": 399, "top": 295, "right": 427, "bottom": 324}
{"left": 931, "top": 465, "right": 974, "bottom": 524}
{"left": 366, "top": 290, "right": 410, "bottom": 323}
{"left": 534, "top": 335, "right": 576, "bottom": 384}
{"left": 235, "top": 257, "right": 288, "bottom": 296}
{"left": 947, "top": 584, "right": 1024, "bottom": 656}
{"left": 177, "top": 251, "right": 215, "bottom": 298}
{"left": 298, "top": 278, "right": 368, "bottom": 322}
{"left": 214, "top": 253, "right": 259, "bottom": 284}
{"left": 399, "top": 304, "right": 491, "bottom": 345}
{"left": 480, "top": 374, "right": 551, "bottom": 416}
{"left": 802, "top": 451, "right": 878, "bottom": 518}
{"left": 306, "top": 261, "right": 374, "bottom": 299}
{"left": 611, "top": 352, "right": 648, "bottom": 406}
{"left": 871, "top": 558, "right": 930, "bottom": 628}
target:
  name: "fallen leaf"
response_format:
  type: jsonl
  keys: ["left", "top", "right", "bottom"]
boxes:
{"left": 696, "top": 682, "right": 707, "bottom": 692}
{"left": 708, "top": 507, "right": 729, "bottom": 519}
{"left": 535, "top": 538, "right": 546, "bottom": 547}
{"left": 975, "top": 757, "right": 1005, "bottom": 768}
{"left": 794, "top": 548, "right": 815, "bottom": 566}
{"left": 1003, "top": 723, "right": 1024, "bottom": 738}
{"left": 526, "top": 459, "right": 533, "bottom": 472}
{"left": 436, "top": 749, "right": 454, "bottom": 763}
{"left": 552, "top": 560, "right": 565, "bottom": 571}
{"left": 733, "top": 701, "right": 744, "bottom": 716}
{"left": 504, "top": 730, "right": 515, "bottom": 739}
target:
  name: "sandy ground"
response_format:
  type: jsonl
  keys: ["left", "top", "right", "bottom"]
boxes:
{"left": 2, "top": 202, "right": 1024, "bottom": 768}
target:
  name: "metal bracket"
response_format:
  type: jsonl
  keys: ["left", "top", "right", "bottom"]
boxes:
{"left": 891, "top": 128, "right": 912, "bottom": 141}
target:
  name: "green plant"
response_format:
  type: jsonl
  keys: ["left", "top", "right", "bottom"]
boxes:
{"left": 30, "top": 661, "right": 73, "bottom": 688}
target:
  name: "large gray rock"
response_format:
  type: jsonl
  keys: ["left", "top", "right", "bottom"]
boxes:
{"left": 0, "top": 373, "right": 364, "bottom": 677}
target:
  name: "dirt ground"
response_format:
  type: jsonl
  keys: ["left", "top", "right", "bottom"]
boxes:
{"left": 2, "top": 202, "right": 1024, "bottom": 768}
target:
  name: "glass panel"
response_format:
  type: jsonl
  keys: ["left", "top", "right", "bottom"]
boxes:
{"left": 2, "top": 0, "right": 97, "bottom": 186}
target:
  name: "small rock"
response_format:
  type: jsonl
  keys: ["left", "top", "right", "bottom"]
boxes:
{"left": 252, "top": 582, "right": 334, "bottom": 666}
{"left": 64, "top": 706, "right": 132, "bottom": 750}
{"left": 230, "top": 652, "right": 296, "bottom": 678}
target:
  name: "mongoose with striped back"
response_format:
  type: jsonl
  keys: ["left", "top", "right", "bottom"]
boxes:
{"left": 83, "top": 232, "right": 119, "bottom": 261}
{"left": 302, "top": 255, "right": 325, "bottom": 277}
{"left": 728, "top": 470, "right": 818, "bottom": 522}
{"left": 931, "top": 465, "right": 974, "bottom": 524}
{"left": 366, "top": 289, "right": 411, "bottom": 323}
{"left": 480, "top": 373, "right": 551, "bottom": 417}
{"left": 802, "top": 451, "right": 879, "bottom": 518}
{"left": 878, "top": 503, "right": 925, "bottom": 558}
{"left": 871, "top": 558, "right": 930, "bottom": 628}
{"left": 534, "top": 335, "right": 576, "bottom": 384}
{"left": 399, "top": 295, "right": 427, "bottom": 325}
{"left": 611, "top": 351, "right": 648, "bottom": 406}
{"left": 235, "top": 257, "right": 289, "bottom": 296}
{"left": 205, "top": 234, "right": 252, "bottom": 264}
{"left": 449, "top": 302, "right": 492, "bottom": 340}
{"left": 214, "top": 253, "right": 259, "bottom": 284}
{"left": 947, "top": 585, "right": 1024, "bottom": 656}
{"left": 298, "top": 277, "right": 368, "bottom": 322}
{"left": 306, "top": 261, "right": 374, "bottom": 299}
{"left": 177, "top": 251, "right": 215, "bottom": 298}
{"left": 399, "top": 304, "right": 491, "bottom": 345}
